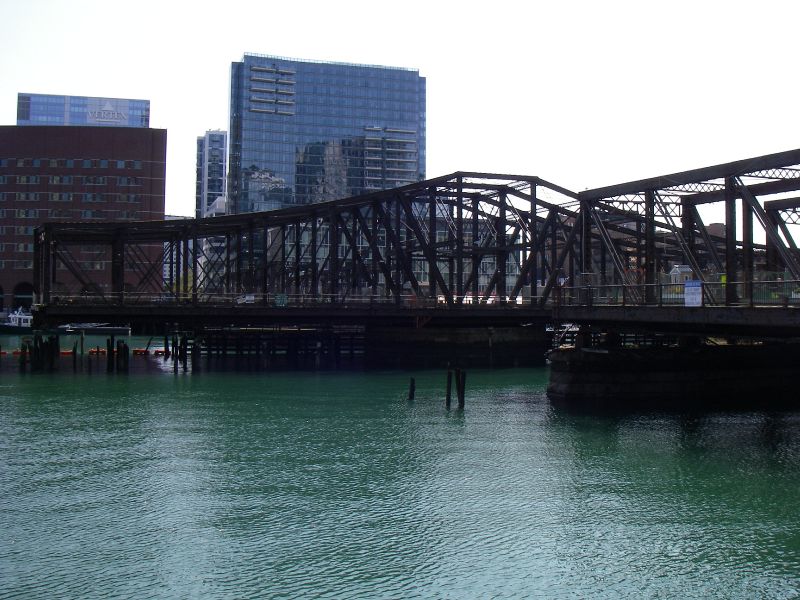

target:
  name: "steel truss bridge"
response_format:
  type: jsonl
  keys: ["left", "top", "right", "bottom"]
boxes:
{"left": 32, "top": 148, "right": 800, "bottom": 336}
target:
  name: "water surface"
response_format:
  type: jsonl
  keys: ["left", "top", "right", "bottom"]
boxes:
{"left": 1, "top": 357, "right": 799, "bottom": 598}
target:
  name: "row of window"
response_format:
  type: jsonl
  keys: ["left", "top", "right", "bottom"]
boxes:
{"left": 3, "top": 208, "right": 142, "bottom": 219}
{"left": 0, "top": 192, "right": 143, "bottom": 203}
{"left": 1, "top": 175, "right": 144, "bottom": 186}
{"left": 0, "top": 158, "right": 145, "bottom": 170}
{"left": 238, "top": 114, "right": 421, "bottom": 132}
{"left": 238, "top": 133, "right": 425, "bottom": 153}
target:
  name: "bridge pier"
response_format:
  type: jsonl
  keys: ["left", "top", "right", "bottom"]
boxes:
{"left": 547, "top": 335, "right": 800, "bottom": 408}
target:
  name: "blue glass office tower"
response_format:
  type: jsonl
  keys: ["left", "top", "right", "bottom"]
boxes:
{"left": 17, "top": 93, "right": 150, "bottom": 128}
{"left": 228, "top": 54, "right": 425, "bottom": 213}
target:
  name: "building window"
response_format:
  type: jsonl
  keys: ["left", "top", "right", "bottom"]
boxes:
{"left": 16, "top": 209, "right": 38, "bottom": 218}
{"left": 81, "top": 209, "right": 104, "bottom": 219}
{"left": 82, "top": 193, "right": 105, "bottom": 203}
{"left": 117, "top": 176, "right": 141, "bottom": 186}
{"left": 16, "top": 192, "right": 39, "bottom": 202}
{"left": 17, "top": 175, "right": 40, "bottom": 184}
{"left": 133, "top": 160, "right": 142, "bottom": 170}
{"left": 14, "top": 261, "right": 34, "bottom": 270}
{"left": 83, "top": 175, "right": 107, "bottom": 185}
{"left": 50, "top": 192, "right": 73, "bottom": 202}
{"left": 15, "top": 243, "right": 34, "bottom": 253}
{"left": 99, "top": 159, "right": 109, "bottom": 168}
{"left": 66, "top": 159, "right": 74, "bottom": 168}
{"left": 49, "top": 159, "right": 58, "bottom": 168}
{"left": 0, "top": 176, "right": 6, "bottom": 185}
{"left": 82, "top": 159, "right": 93, "bottom": 168}
{"left": 116, "top": 160, "right": 126, "bottom": 169}
{"left": 49, "top": 209, "right": 71, "bottom": 219}
{"left": 79, "top": 261, "right": 104, "bottom": 271}
{"left": 50, "top": 175, "right": 74, "bottom": 184}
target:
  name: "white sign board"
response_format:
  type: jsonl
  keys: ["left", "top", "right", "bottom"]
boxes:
{"left": 684, "top": 280, "right": 702, "bottom": 307}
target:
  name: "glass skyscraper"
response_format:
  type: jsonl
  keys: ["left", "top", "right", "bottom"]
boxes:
{"left": 17, "top": 93, "right": 150, "bottom": 128}
{"left": 228, "top": 53, "right": 425, "bottom": 213}
{"left": 196, "top": 130, "right": 228, "bottom": 219}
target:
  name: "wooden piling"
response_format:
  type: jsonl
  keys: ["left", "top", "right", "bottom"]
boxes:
{"left": 457, "top": 370, "right": 466, "bottom": 409}
{"left": 408, "top": 377, "right": 416, "bottom": 401}
{"left": 445, "top": 370, "right": 453, "bottom": 409}
{"left": 106, "top": 338, "right": 113, "bottom": 372}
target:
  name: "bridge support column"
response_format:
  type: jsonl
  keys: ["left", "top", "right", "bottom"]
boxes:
{"left": 741, "top": 194, "right": 754, "bottom": 305}
{"left": 645, "top": 190, "right": 657, "bottom": 303}
{"left": 725, "top": 177, "right": 739, "bottom": 305}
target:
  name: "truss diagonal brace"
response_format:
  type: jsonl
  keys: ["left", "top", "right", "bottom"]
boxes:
{"left": 397, "top": 195, "right": 453, "bottom": 306}
{"left": 586, "top": 203, "right": 632, "bottom": 285}
{"left": 538, "top": 212, "right": 583, "bottom": 308}
{"left": 735, "top": 178, "right": 800, "bottom": 280}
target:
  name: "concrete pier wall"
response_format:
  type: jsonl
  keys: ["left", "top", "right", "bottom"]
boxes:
{"left": 547, "top": 344, "right": 800, "bottom": 408}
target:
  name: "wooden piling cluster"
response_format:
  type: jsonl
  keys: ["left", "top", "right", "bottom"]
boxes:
{"left": 162, "top": 327, "right": 365, "bottom": 370}
{"left": 17, "top": 333, "right": 61, "bottom": 372}
{"left": 8, "top": 333, "right": 133, "bottom": 374}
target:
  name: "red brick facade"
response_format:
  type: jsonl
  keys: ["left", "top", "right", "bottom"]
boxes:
{"left": 0, "top": 126, "right": 166, "bottom": 311}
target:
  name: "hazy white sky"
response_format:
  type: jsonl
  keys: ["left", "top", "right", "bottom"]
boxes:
{"left": 2, "top": 0, "right": 798, "bottom": 216}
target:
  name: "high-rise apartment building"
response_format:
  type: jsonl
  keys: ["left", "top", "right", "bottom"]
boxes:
{"left": 195, "top": 130, "right": 227, "bottom": 219}
{"left": 228, "top": 54, "right": 425, "bottom": 213}
{"left": 17, "top": 93, "right": 150, "bottom": 128}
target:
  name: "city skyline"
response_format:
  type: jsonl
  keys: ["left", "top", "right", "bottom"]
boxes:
{"left": 2, "top": 1, "right": 800, "bottom": 218}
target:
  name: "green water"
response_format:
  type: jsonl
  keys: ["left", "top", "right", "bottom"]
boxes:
{"left": 1, "top": 351, "right": 799, "bottom": 598}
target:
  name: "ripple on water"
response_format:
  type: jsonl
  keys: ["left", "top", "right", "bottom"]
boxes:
{"left": 1, "top": 370, "right": 799, "bottom": 598}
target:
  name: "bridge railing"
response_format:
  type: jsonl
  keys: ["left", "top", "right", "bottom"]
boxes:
{"left": 41, "top": 280, "right": 800, "bottom": 310}
{"left": 554, "top": 279, "right": 800, "bottom": 308}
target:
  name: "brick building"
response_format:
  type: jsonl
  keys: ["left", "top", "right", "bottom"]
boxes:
{"left": 0, "top": 125, "right": 166, "bottom": 311}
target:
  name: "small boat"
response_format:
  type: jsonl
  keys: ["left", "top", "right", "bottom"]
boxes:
{"left": 57, "top": 323, "right": 131, "bottom": 336}
{"left": 0, "top": 308, "right": 33, "bottom": 333}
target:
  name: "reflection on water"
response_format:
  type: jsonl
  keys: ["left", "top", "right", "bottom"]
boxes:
{"left": 1, "top": 353, "right": 799, "bottom": 598}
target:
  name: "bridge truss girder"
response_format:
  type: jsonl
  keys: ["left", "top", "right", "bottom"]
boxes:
{"left": 570, "top": 148, "right": 800, "bottom": 305}
{"left": 34, "top": 173, "right": 584, "bottom": 308}
{"left": 32, "top": 149, "right": 800, "bottom": 312}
